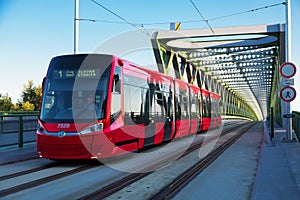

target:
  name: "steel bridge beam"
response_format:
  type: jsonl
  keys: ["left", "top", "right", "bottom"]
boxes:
{"left": 151, "top": 24, "right": 285, "bottom": 121}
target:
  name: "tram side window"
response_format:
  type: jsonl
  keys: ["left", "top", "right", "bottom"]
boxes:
{"left": 175, "top": 96, "right": 181, "bottom": 120}
{"left": 214, "top": 99, "right": 217, "bottom": 117}
{"left": 166, "top": 91, "right": 173, "bottom": 120}
{"left": 212, "top": 99, "right": 217, "bottom": 116}
{"left": 216, "top": 101, "right": 219, "bottom": 116}
{"left": 217, "top": 100, "right": 221, "bottom": 116}
{"left": 124, "top": 84, "right": 145, "bottom": 125}
{"left": 175, "top": 93, "right": 189, "bottom": 120}
{"left": 210, "top": 98, "right": 214, "bottom": 117}
{"left": 202, "top": 95, "right": 208, "bottom": 118}
{"left": 150, "top": 91, "right": 165, "bottom": 122}
{"left": 181, "top": 95, "right": 189, "bottom": 119}
{"left": 111, "top": 66, "right": 121, "bottom": 124}
{"left": 207, "top": 97, "right": 211, "bottom": 117}
{"left": 190, "top": 94, "right": 199, "bottom": 119}
{"left": 199, "top": 94, "right": 203, "bottom": 118}
{"left": 175, "top": 88, "right": 189, "bottom": 120}
{"left": 112, "top": 66, "right": 121, "bottom": 94}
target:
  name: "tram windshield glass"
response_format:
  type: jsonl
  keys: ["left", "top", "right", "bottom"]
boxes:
{"left": 40, "top": 55, "right": 112, "bottom": 123}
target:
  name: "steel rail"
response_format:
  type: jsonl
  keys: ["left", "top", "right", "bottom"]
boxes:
{"left": 0, "top": 121, "right": 247, "bottom": 199}
{"left": 0, "top": 164, "right": 96, "bottom": 198}
{"left": 79, "top": 122, "right": 250, "bottom": 200}
{"left": 0, "top": 157, "right": 39, "bottom": 167}
{"left": 148, "top": 122, "right": 255, "bottom": 200}
{"left": 0, "top": 162, "right": 62, "bottom": 182}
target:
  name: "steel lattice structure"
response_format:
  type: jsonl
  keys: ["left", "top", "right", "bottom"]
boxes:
{"left": 151, "top": 24, "right": 285, "bottom": 120}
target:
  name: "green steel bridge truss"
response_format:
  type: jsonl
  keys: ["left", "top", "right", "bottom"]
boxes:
{"left": 151, "top": 24, "right": 285, "bottom": 121}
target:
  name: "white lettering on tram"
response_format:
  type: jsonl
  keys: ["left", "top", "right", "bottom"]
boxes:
{"left": 57, "top": 123, "right": 70, "bottom": 129}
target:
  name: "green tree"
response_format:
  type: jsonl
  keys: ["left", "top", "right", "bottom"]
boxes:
{"left": 12, "top": 103, "right": 22, "bottom": 111}
{"left": 22, "top": 101, "right": 35, "bottom": 110}
{"left": 19, "top": 80, "right": 42, "bottom": 111}
{"left": 0, "top": 93, "right": 13, "bottom": 111}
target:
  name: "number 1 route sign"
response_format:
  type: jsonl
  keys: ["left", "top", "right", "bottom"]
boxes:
{"left": 280, "top": 86, "right": 296, "bottom": 102}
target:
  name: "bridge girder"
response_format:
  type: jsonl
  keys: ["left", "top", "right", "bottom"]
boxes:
{"left": 151, "top": 24, "right": 285, "bottom": 121}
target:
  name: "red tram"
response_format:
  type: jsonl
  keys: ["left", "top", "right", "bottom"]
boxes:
{"left": 36, "top": 54, "right": 221, "bottom": 160}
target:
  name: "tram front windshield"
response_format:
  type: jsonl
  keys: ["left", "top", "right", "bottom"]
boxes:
{"left": 40, "top": 62, "right": 111, "bottom": 123}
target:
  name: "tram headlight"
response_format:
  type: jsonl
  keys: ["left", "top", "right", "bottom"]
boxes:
{"left": 79, "top": 123, "right": 103, "bottom": 135}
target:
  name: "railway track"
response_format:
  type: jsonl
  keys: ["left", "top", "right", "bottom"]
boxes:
{"left": 0, "top": 121, "right": 252, "bottom": 199}
{"left": 148, "top": 122, "right": 254, "bottom": 200}
{"left": 0, "top": 161, "right": 60, "bottom": 182}
{"left": 79, "top": 121, "right": 253, "bottom": 200}
{"left": 0, "top": 164, "right": 96, "bottom": 198}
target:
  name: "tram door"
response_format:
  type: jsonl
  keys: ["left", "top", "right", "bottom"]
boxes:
{"left": 143, "top": 86, "right": 173, "bottom": 146}
{"left": 162, "top": 91, "right": 173, "bottom": 141}
{"left": 143, "top": 87, "right": 155, "bottom": 146}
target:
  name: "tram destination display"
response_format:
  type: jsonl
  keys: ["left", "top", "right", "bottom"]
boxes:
{"left": 52, "top": 69, "right": 101, "bottom": 79}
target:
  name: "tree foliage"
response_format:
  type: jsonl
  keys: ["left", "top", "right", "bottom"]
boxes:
{"left": 0, "top": 80, "right": 42, "bottom": 111}
{"left": 19, "top": 80, "right": 42, "bottom": 111}
{"left": 22, "top": 101, "right": 35, "bottom": 110}
{"left": 0, "top": 94, "right": 13, "bottom": 111}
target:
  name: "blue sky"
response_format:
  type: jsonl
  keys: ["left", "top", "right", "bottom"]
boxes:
{"left": 0, "top": 0, "right": 299, "bottom": 110}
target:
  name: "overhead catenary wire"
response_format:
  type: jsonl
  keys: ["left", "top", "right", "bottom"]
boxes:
{"left": 189, "top": 0, "right": 216, "bottom": 35}
{"left": 140, "top": 24, "right": 152, "bottom": 37}
{"left": 81, "top": 1, "right": 285, "bottom": 28}
{"left": 78, "top": 18, "right": 205, "bottom": 26}
{"left": 77, "top": 18, "right": 126, "bottom": 24}
{"left": 209, "top": 2, "right": 285, "bottom": 21}
{"left": 90, "top": 0, "right": 151, "bottom": 37}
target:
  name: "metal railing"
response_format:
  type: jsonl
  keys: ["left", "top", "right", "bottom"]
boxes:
{"left": 292, "top": 111, "right": 300, "bottom": 140}
{"left": 0, "top": 111, "right": 38, "bottom": 148}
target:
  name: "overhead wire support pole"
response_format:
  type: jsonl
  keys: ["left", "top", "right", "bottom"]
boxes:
{"left": 74, "top": 0, "right": 79, "bottom": 54}
{"left": 285, "top": 0, "right": 291, "bottom": 62}
{"left": 284, "top": 0, "right": 293, "bottom": 141}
